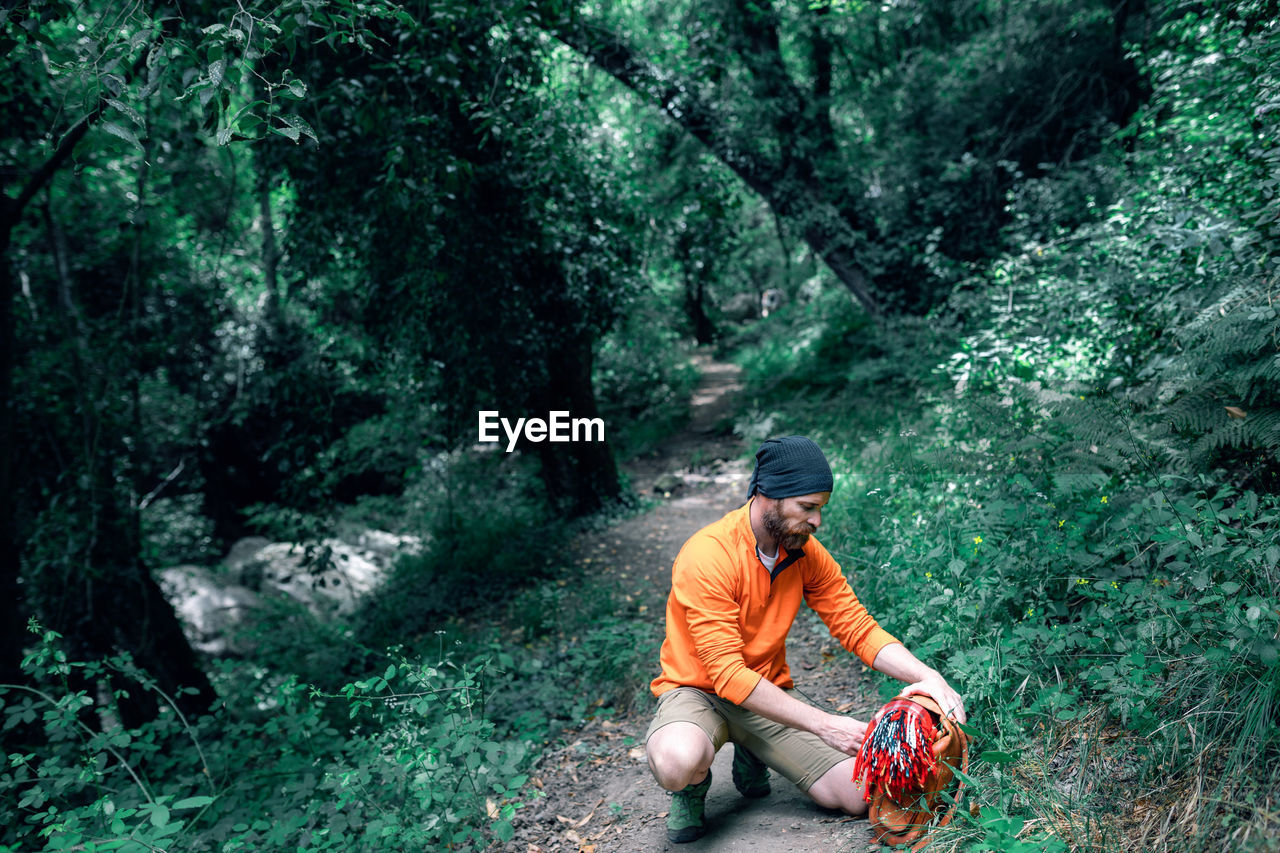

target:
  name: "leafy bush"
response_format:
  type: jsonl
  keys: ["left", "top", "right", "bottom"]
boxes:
{"left": 594, "top": 308, "right": 701, "bottom": 457}
{"left": 141, "top": 494, "right": 220, "bottom": 567}
{"left": 0, "top": 624, "right": 534, "bottom": 852}
{"left": 353, "top": 448, "right": 562, "bottom": 647}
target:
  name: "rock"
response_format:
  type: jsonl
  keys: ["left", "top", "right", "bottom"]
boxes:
{"left": 224, "top": 537, "right": 272, "bottom": 573}
{"left": 653, "top": 473, "right": 685, "bottom": 495}
{"left": 158, "top": 565, "right": 262, "bottom": 656}
{"left": 235, "top": 539, "right": 383, "bottom": 617}
{"left": 161, "top": 529, "right": 423, "bottom": 655}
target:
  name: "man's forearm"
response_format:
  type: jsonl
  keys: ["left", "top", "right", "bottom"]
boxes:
{"left": 738, "top": 677, "right": 827, "bottom": 730}
{"left": 739, "top": 676, "right": 866, "bottom": 755}
{"left": 869, "top": 642, "right": 938, "bottom": 683}
{"left": 870, "top": 642, "right": 967, "bottom": 722}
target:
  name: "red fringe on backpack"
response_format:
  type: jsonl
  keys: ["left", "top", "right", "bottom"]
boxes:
{"left": 852, "top": 698, "right": 937, "bottom": 802}
{"left": 850, "top": 694, "right": 970, "bottom": 851}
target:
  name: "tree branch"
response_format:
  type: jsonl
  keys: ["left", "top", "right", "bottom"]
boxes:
{"left": 548, "top": 14, "right": 881, "bottom": 314}
{"left": 8, "top": 39, "right": 153, "bottom": 223}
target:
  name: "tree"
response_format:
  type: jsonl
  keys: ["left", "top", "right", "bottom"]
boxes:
{"left": 0, "top": 3, "right": 221, "bottom": 721}
{"left": 1, "top": 0, "right": 382, "bottom": 719}
{"left": 546, "top": 0, "right": 1147, "bottom": 314}
{"left": 278, "top": 0, "right": 636, "bottom": 516}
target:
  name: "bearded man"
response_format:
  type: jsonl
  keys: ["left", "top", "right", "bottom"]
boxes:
{"left": 645, "top": 435, "right": 966, "bottom": 842}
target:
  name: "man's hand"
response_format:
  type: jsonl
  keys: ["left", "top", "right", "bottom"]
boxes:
{"left": 740, "top": 679, "right": 870, "bottom": 755}
{"left": 900, "top": 674, "right": 966, "bottom": 724}
{"left": 870, "top": 644, "right": 968, "bottom": 724}
{"left": 815, "top": 713, "right": 868, "bottom": 756}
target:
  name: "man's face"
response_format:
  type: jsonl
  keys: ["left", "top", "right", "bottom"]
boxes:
{"left": 761, "top": 491, "right": 830, "bottom": 552}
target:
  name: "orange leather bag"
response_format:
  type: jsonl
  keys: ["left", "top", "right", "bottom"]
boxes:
{"left": 852, "top": 693, "right": 970, "bottom": 850}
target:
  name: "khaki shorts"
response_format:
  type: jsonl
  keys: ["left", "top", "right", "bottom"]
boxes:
{"left": 644, "top": 686, "right": 852, "bottom": 792}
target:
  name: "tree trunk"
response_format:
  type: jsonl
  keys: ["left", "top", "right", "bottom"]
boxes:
{"left": 44, "top": 489, "right": 219, "bottom": 727}
{"left": 42, "top": 184, "right": 219, "bottom": 724}
{"left": 532, "top": 335, "right": 621, "bottom": 517}
{"left": 685, "top": 269, "right": 715, "bottom": 346}
{"left": 0, "top": 217, "right": 25, "bottom": 693}
{"left": 0, "top": 34, "right": 159, "bottom": 691}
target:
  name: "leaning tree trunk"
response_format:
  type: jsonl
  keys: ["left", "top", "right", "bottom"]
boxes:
{"left": 550, "top": 10, "right": 883, "bottom": 317}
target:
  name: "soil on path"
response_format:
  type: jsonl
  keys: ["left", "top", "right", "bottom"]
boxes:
{"left": 511, "top": 354, "right": 882, "bottom": 853}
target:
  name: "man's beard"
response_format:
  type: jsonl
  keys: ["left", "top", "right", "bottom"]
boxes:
{"left": 762, "top": 504, "right": 812, "bottom": 552}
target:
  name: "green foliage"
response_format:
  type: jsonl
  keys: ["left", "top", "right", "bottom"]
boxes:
{"left": 1, "top": 624, "right": 534, "bottom": 852}
{"left": 730, "top": 284, "right": 872, "bottom": 395}
{"left": 490, "top": 570, "right": 664, "bottom": 738}
{"left": 354, "top": 448, "right": 562, "bottom": 646}
{"left": 1158, "top": 283, "right": 1280, "bottom": 483}
{"left": 141, "top": 494, "right": 220, "bottom": 567}
{"left": 854, "top": 0, "right": 1144, "bottom": 300}
{"left": 595, "top": 314, "right": 701, "bottom": 457}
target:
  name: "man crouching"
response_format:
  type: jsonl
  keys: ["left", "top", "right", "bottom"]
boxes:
{"left": 645, "top": 435, "right": 967, "bottom": 842}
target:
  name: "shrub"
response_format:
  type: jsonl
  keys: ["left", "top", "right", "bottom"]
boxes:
{"left": 0, "top": 624, "right": 534, "bottom": 852}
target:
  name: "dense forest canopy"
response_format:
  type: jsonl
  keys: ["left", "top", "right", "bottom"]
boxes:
{"left": 2, "top": 0, "right": 1278, "bottom": 849}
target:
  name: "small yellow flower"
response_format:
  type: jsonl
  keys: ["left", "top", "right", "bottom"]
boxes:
{"left": 1100, "top": 496, "right": 1109, "bottom": 504}
{"left": 1076, "top": 578, "right": 1090, "bottom": 585}
{"left": 973, "top": 536, "right": 983, "bottom": 544}
{"left": 925, "top": 572, "right": 933, "bottom": 579}
{"left": 1110, "top": 580, "right": 1119, "bottom": 589}
{"left": 1058, "top": 519, "right": 1066, "bottom": 528}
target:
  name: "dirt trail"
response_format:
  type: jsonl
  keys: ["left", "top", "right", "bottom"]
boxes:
{"left": 512, "top": 354, "right": 879, "bottom": 852}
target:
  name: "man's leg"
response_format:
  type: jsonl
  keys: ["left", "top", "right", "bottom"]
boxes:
{"left": 646, "top": 721, "right": 715, "bottom": 791}
{"left": 806, "top": 756, "right": 870, "bottom": 815}
{"left": 644, "top": 689, "right": 728, "bottom": 843}
{"left": 712, "top": 691, "right": 869, "bottom": 814}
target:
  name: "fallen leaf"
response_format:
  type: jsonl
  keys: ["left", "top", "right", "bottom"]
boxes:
{"left": 836, "top": 701, "right": 856, "bottom": 713}
{"left": 1226, "top": 406, "right": 1247, "bottom": 419}
{"left": 557, "top": 798, "right": 603, "bottom": 829}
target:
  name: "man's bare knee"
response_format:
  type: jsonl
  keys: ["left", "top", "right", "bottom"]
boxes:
{"left": 646, "top": 722, "right": 715, "bottom": 791}
{"left": 807, "top": 758, "right": 868, "bottom": 815}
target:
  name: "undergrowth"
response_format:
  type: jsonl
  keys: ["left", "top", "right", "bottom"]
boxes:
{"left": 0, "top": 573, "right": 659, "bottom": 853}
{"left": 725, "top": 4, "right": 1280, "bottom": 850}
{"left": 735, "top": 288, "right": 1279, "bottom": 851}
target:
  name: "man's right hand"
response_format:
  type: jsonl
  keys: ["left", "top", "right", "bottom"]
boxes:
{"left": 816, "top": 713, "right": 868, "bottom": 756}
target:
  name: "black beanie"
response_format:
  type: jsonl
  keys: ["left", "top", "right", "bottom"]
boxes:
{"left": 747, "top": 435, "right": 834, "bottom": 499}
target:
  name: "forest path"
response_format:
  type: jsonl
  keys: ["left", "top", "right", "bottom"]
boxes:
{"left": 513, "top": 353, "right": 878, "bottom": 852}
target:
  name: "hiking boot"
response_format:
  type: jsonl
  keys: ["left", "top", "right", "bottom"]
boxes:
{"left": 731, "top": 744, "right": 771, "bottom": 799}
{"left": 667, "top": 770, "right": 712, "bottom": 843}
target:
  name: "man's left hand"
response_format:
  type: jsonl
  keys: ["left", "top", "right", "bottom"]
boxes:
{"left": 900, "top": 675, "right": 966, "bottom": 724}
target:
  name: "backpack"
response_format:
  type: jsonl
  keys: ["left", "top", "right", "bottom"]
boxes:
{"left": 851, "top": 693, "right": 971, "bottom": 850}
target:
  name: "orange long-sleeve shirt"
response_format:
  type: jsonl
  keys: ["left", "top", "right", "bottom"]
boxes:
{"left": 651, "top": 500, "right": 899, "bottom": 705}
